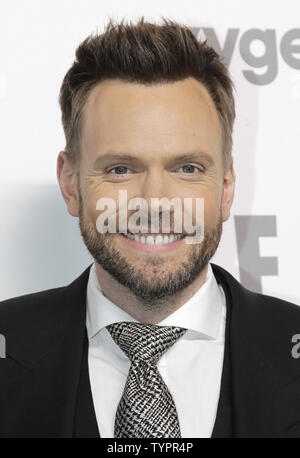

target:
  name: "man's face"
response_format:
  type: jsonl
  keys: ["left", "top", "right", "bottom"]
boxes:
{"left": 60, "top": 77, "right": 235, "bottom": 307}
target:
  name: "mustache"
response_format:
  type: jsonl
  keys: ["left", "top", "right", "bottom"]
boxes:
{"left": 95, "top": 206, "right": 202, "bottom": 237}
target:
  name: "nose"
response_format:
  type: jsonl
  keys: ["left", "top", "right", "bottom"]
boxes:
{"left": 139, "top": 168, "right": 172, "bottom": 203}
{"left": 135, "top": 168, "right": 182, "bottom": 233}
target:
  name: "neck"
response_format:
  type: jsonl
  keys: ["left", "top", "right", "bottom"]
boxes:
{"left": 94, "top": 262, "right": 209, "bottom": 325}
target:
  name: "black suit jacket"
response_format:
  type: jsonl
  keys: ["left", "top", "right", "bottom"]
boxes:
{"left": 1, "top": 263, "right": 300, "bottom": 438}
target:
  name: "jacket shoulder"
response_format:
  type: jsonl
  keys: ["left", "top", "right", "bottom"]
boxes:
{"left": 0, "top": 266, "right": 92, "bottom": 366}
{"left": 0, "top": 285, "right": 68, "bottom": 317}
{"left": 211, "top": 262, "right": 300, "bottom": 320}
{"left": 0, "top": 264, "right": 92, "bottom": 331}
{"left": 0, "top": 284, "right": 67, "bottom": 304}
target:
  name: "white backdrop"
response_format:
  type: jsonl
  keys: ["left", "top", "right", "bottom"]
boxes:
{"left": 0, "top": 0, "right": 299, "bottom": 305}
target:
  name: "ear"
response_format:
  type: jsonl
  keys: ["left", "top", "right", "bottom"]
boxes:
{"left": 57, "top": 150, "right": 79, "bottom": 217}
{"left": 221, "top": 156, "right": 235, "bottom": 222}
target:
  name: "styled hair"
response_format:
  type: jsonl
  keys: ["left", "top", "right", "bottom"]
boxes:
{"left": 59, "top": 16, "right": 235, "bottom": 171}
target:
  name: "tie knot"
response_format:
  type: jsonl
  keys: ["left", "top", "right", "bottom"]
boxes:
{"left": 106, "top": 321, "right": 187, "bottom": 365}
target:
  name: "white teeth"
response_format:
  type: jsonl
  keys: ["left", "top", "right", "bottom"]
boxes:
{"left": 123, "top": 233, "right": 184, "bottom": 245}
{"left": 155, "top": 235, "right": 163, "bottom": 245}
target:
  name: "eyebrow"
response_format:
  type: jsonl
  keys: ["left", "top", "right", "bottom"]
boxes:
{"left": 92, "top": 150, "right": 215, "bottom": 169}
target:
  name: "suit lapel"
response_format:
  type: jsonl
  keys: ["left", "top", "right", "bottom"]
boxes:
{"left": 73, "top": 329, "right": 100, "bottom": 437}
{"left": 210, "top": 263, "right": 233, "bottom": 437}
{"left": 211, "top": 263, "right": 300, "bottom": 438}
{"left": 211, "top": 263, "right": 280, "bottom": 437}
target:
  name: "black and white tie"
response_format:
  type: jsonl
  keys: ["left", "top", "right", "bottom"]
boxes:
{"left": 106, "top": 321, "right": 187, "bottom": 438}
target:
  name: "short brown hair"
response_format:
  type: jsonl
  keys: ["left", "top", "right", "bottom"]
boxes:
{"left": 59, "top": 17, "right": 235, "bottom": 171}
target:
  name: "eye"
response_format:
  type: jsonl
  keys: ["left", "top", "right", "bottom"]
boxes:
{"left": 177, "top": 164, "right": 202, "bottom": 174}
{"left": 108, "top": 166, "right": 131, "bottom": 175}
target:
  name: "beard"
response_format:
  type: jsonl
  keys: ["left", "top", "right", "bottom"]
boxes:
{"left": 78, "top": 185, "right": 223, "bottom": 309}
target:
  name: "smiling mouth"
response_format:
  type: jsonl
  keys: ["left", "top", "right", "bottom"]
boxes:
{"left": 120, "top": 233, "right": 185, "bottom": 245}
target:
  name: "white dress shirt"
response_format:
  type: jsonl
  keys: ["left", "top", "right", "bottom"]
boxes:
{"left": 86, "top": 261, "right": 226, "bottom": 438}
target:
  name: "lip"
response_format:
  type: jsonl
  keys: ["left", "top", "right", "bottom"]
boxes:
{"left": 118, "top": 233, "right": 186, "bottom": 252}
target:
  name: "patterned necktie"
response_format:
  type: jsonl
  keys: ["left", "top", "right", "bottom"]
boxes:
{"left": 106, "top": 321, "right": 187, "bottom": 438}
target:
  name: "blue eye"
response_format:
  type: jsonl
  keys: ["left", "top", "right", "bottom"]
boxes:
{"left": 109, "top": 166, "right": 129, "bottom": 174}
{"left": 178, "top": 165, "right": 200, "bottom": 174}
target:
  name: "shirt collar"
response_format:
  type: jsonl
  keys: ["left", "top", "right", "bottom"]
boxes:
{"left": 86, "top": 261, "right": 223, "bottom": 341}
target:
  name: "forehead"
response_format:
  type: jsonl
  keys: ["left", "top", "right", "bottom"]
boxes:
{"left": 80, "top": 77, "right": 223, "bottom": 163}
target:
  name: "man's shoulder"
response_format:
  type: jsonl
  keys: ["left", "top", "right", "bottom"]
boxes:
{"left": 0, "top": 265, "right": 92, "bottom": 365}
{"left": 211, "top": 262, "right": 300, "bottom": 321}
{"left": 0, "top": 285, "right": 67, "bottom": 316}
{"left": 0, "top": 286, "right": 74, "bottom": 344}
{"left": 0, "top": 264, "right": 92, "bottom": 329}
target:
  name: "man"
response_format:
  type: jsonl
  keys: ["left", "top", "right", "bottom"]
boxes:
{"left": 1, "top": 17, "right": 300, "bottom": 439}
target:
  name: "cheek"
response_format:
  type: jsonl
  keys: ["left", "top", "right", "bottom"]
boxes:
{"left": 84, "top": 187, "right": 123, "bottom": 232}
{"left": 202, "top": 192, "right": 222, "bottom": 226}
{"left": 82, "top": 189, "right": 102, "bottom": 223}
